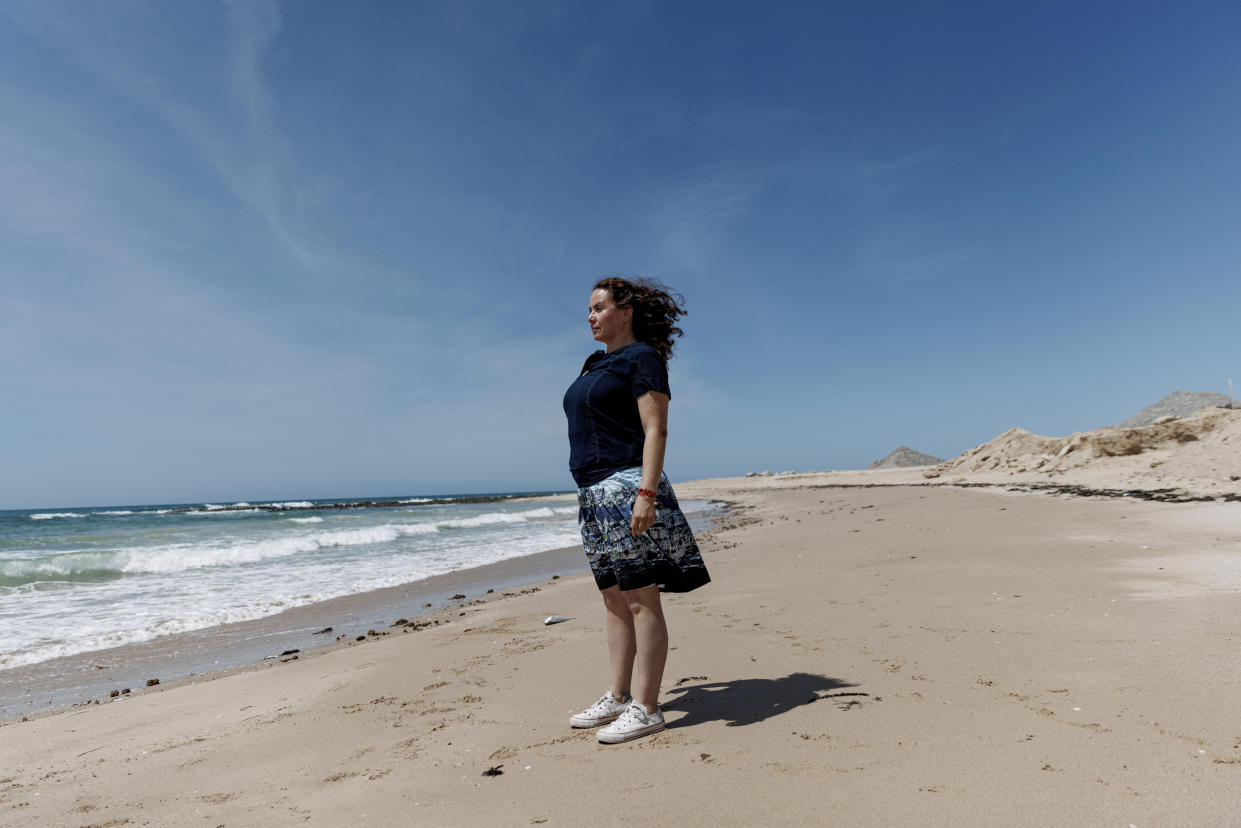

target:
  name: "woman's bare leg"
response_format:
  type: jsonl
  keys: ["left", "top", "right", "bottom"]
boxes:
{"left": 600, "top": 586, "right": 636, "bottom": 700}
{"left": 623, "top": 585, "right": 668, "bottom": 711}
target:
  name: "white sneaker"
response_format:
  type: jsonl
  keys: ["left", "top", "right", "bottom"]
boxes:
{"left": 596, "top": 702, "right": 665, "bottom": 744}
{"left": 570, "top": 691, "right": 631, "bottom": 728}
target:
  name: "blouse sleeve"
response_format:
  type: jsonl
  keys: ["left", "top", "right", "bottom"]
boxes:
{"left": 628, "top": 346, "right": 671, "bottom": 399}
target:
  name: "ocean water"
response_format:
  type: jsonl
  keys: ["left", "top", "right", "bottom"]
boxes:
{"left": 0, "top": 493, "right": 719, "bottom": 672}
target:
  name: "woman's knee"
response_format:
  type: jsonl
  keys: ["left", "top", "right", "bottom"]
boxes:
{"left": 600, "top": 585, "right": 629, "bottom": 613}
{"left": 623, "top": 586, "right": 664, "bottom": 619}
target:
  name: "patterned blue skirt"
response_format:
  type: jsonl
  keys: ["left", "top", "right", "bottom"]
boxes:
{"left": 577, "top": 467, "right": 711, "bottom": 593}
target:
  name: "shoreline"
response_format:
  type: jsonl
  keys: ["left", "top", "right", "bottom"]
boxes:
{"left": 0, "top": 501, "right": 725, "bottom": 722}
{"left": 11, "top": 473, "right": 1232, "bottom": 723}
{"left": 0, "top": 542, "right": 589, "bottom": 722}
{"left": 6, "top": 470, "right": 1235, "bottom": 723}
{"left": 1, "top": 480, "right": 1239, "bottom": 824}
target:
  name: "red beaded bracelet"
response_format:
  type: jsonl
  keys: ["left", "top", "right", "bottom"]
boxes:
{"left": 636, "top": 488, "right": 658, "bottom": 501}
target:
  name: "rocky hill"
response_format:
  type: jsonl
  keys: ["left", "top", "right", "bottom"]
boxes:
{"left": 1118, "top": 390, "right": 1236, "bottom": 428}
{"left": 868, "top": 446, "right": 943, "bottom": 469}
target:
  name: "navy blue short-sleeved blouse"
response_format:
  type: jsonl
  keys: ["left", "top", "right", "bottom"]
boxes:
{"left": 563, "top": 342, "right": 670, "bottom": 487}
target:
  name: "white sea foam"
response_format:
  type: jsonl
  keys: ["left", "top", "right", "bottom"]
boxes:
{"left": 268, "top": 501, "right": 315, "bottom": 509}
{"left": 521, "top": 506, "right": 577, "bottom": 518}
{"left": 95, "top": 510, "right": 136, "bottom": 515}
{"left": 3, "top": 522, "right": 439, "bottom": 580}
{"left": 30, "top": 512, "right": 87, "bottom": 520}
{"left": 7, "top": 505, "right": 579, "bottom": 583}
{"left": 443, "top": 512, "right": 535, "bottom": 528}
{"left": 0, "top": 590, "right": 335, "bottom": 670}
{"left": 0, "top": 522, "right": 585, "bottom": 671}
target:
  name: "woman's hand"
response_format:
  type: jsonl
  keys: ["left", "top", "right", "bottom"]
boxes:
{"left": 631, "top": 494, "right": 656, "bottom": 536}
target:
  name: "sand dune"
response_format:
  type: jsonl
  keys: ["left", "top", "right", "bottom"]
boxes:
{"left": 728, "top": 406, "right": 1241, "bottom": 500}
{"left": 927, "top": 406, "right": 1241, "bottom": 495}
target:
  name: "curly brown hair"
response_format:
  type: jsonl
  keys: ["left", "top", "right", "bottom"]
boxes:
{"left": 593, "top": 276, "right": 687, "bottom": 363}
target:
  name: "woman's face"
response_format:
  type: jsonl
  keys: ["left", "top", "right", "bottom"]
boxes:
{"left": 588, "top": 288, "right": 632, "bottom": 346}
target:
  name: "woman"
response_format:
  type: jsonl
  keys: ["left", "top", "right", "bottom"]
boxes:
{"left": 562, "top": 276, "right": 710, "bottom": 744}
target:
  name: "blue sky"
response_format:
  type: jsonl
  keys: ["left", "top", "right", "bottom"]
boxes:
{"left": 3, "top": 1, "right": 1239, "bottom": 508}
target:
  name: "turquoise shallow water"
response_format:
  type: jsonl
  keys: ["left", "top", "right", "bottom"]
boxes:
{"left": 0, "top": 492, "right": 719, "bottom": 673}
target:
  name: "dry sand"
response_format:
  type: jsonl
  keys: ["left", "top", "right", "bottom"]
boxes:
{"left": 3, "top": 411, "right": 1241, "bottom": 826}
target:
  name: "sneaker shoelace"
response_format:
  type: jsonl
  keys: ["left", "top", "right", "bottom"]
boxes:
{"left": 615, "top": 704, "right": 647, "bottom": 727}
{"left": 587, "top": 694, "right": 622, "bottom": 716}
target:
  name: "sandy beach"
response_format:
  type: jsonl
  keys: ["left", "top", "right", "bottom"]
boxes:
{"left": 3, "top": 410, "right": 1241, "bottom": 826}
{"left": 7, "top": 0, "right": 1240, "bottom": 823}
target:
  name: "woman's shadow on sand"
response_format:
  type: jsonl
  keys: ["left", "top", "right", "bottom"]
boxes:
{"left": 662, "top": 672, "right": 868, "bottom": 729}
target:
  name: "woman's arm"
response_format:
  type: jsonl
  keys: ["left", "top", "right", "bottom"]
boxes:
{"left": 631, "top": 390, "right": 669, "bottom": 536}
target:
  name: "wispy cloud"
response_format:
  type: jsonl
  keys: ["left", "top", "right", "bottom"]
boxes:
{"left": 849, "top": 216, "right": 982, "bottom": 286}
{"left": 152, "top": 1, "right": 331, "bottom": 270}
{"left": 651, "top": 166, "right": 758, "bottom": 271}
{"left": 2, "top": 1, "right": 327, "bottom": 270}
{"left": 226, "top": 0, "right": 281, "bottom": 138}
